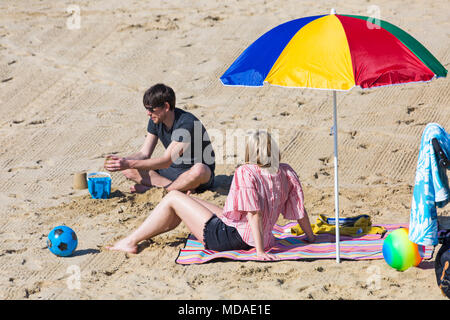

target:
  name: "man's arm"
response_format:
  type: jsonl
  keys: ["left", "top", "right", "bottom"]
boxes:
{"left": 128, "top": 139, "right": 188, "bottom": 170}
{"left": 123, "top": 133, "right": 158, "bottom": 160}
{"left": 105, "top": 139, "right": 189, "bottom": 172}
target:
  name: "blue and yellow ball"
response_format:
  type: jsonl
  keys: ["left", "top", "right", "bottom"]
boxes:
{"left": 382, "top": 228, "right": 423, "bottom": 271}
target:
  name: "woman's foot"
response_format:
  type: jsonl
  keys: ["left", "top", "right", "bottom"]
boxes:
{"left": 105, "top": 237, "right": 138, "bottom": 254}
{"left": 130, "top": 183, "right": 151, "bottom": 194}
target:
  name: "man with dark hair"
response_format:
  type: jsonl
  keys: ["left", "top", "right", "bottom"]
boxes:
{"left": 105, "top": 83, "right": 215, "bottom": 193}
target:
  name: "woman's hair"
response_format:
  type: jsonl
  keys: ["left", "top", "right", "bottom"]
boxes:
{"left": 244, "top": 129, "right": 280, "bottom": 170}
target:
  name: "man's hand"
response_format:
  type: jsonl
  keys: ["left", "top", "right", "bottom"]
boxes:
{"left": 104, "top": 155, "right": 131, "bottom": 172}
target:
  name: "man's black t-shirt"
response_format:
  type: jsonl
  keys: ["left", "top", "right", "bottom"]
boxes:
{"left": 147, "top": 108, "right": 215, "bottom": 173}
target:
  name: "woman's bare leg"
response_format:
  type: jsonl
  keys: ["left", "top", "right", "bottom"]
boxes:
{"left": 106, "top": 190, "right": 214, "bottom": 253}
{"left": 189, "top": 196, "right": 223, "bottom": 217}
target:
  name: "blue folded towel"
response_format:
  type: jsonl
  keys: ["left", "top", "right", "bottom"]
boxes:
{"left": 409, "top": 123, "right": 450, "bottom": 246}
{"left": 325, "top": 214, "right": 370, "bottom": 226}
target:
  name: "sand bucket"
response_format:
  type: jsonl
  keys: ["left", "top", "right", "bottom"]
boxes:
{"left": 87, "top": 172, "right": 111, "bottom": 199}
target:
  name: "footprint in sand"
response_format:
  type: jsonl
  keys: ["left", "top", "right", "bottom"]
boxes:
{"left": 396, "top": 119, "right": 414, "bottom": 125}
{"left": 7, "top": 163, "right": 43, "bottom": 172}
{"left": 318, "top": 157, "right": 330, "bottom": 165}
{"left": 27, "top": 119, "right": 46, "bottom": 126}
{"left": 407, "top": 106, "right": 416, "bottom": 114}
{"left": 182, "top": 103, "right": 199, "bottom": 110}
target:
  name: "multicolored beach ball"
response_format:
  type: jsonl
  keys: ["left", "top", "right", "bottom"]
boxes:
{"left": 382, "top": 228, "right": 423, "bottom": 271}
{"left": 47, "top": 226, "right": 78, "bottom": 257}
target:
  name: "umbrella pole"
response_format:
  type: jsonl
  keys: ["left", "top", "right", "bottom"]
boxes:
{"left": 332, "top": 90, "right": 341, "bottom": 263}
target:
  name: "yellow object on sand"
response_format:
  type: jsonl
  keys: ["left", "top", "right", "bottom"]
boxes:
{"left": 291, "top": 214, "right": 386, "bottom": 237}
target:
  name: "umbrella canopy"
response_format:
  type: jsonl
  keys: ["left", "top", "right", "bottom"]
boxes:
{"left": 220, "top": 13, "right": 447, "bottom": 90}
{"left": 220, "top": 11, "right": 447, "bottom": 263}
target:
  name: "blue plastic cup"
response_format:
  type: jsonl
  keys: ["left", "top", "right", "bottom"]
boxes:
{"left": 87, "top": 172, "right": 111, "bottom": 199}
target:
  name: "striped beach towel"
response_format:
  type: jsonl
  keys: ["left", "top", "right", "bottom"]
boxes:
{"left": 175, "top": 223, "right": 433, "bottom": 265}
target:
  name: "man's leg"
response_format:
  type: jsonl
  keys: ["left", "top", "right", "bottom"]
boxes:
{"left": 166, "top": 163, "right": 212, "bottom": 192}
{"left": 122, "top": 169, "right": 172, "bottom": 193}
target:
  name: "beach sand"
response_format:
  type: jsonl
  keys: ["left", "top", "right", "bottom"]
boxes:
{"left": 0, "top": 0, "right": 449, "bottom": 300}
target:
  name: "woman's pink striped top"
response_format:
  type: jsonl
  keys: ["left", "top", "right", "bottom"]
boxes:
{"left": 220, "top": 163, "right": 305, "bottom": 249}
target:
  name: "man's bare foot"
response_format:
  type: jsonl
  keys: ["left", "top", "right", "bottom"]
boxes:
{"left": 186, "top": 189, "right": 195, "bottom": 196}
{"left": 130, "top": 184, "right": 151, "bottom": 194}
{"left": 105, "top": 237, "right": 138, "bottom": 254}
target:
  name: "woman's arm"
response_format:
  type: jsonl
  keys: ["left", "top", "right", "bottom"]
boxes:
{"left": 247, "top": 211, "right": 279, "bottom": 261}
{"left": 297, "top": 208, "right": 315, "bottom": 243}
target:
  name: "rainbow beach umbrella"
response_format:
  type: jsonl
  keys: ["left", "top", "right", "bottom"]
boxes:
{"left": 220, "top": 9, "right": 447, "bottom": 263}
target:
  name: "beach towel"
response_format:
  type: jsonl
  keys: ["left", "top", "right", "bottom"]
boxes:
{"left": 409, "top": 123, "right": 450, "bottom": 246}
{"left": 290, "top": 214, "right": 386, "bottom": 238}
{"left": 176, "top": 222, "right": 433, "bottom": 265}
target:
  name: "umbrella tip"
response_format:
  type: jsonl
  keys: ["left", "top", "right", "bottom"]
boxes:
{"left": 330, "top": 8, "right": 336, "bottom": 14}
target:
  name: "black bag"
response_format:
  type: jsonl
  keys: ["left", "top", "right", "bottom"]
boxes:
{"left": 431, "top": 138, "right": 450, "bottom": 298}
{"left": 435, "top": 230, "right": 450, "bottom": 299}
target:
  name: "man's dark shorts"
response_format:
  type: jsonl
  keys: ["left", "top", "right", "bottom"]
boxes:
{"left": 155, "top": 164, "right": 215, "bottom": 193}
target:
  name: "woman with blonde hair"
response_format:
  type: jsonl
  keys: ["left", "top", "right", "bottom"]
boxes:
{"left": 107, "top": 130, "right": 315, "bottom": 260}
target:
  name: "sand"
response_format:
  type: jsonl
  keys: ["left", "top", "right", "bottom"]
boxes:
{"left": 0, "top": 0, "right": 449, "bottom": 300}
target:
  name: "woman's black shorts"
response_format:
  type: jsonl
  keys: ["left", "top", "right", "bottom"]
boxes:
{"left": 203, "top": 215, "right": 252, "bottom": 251}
